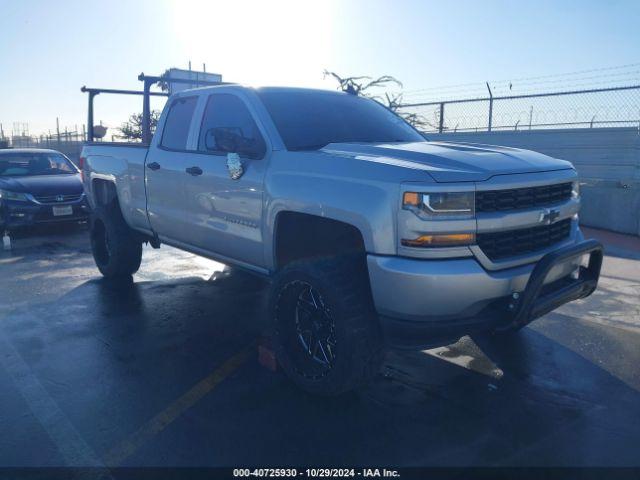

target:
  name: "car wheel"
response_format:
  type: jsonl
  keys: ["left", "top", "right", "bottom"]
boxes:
{"left": 90, "top": 202, "right": 142, "bottom": 278}
{"left": 270, "top": 255, "right": 384, "bottom": 395}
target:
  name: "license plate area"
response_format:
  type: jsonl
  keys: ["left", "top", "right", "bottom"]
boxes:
{"left": 52, "top": 205, "right": 73, "bottom": 216}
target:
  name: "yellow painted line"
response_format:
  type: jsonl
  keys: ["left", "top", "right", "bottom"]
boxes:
{"left": 104, "top": 344, "right": 254, "bottom": 466}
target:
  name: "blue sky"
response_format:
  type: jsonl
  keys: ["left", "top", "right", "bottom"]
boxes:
{"left": 1, "top": 0, "right": 639, "bottom": 135}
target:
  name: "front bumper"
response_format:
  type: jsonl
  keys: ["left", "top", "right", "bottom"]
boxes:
{"left": 0, "top": 197, "right": 90, "bottom": 230}
{"left": 368, "top": 239, "right": 603, "bottom": 349}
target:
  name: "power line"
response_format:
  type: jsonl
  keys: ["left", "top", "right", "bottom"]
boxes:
{"left": 399, "top": 62, "right": 640, "bottom": 97}
{"left": 400, "top": 75, "right": 640, "bottom": 104}
{"left": 401, "top": 73, "right": 640, "bottom": 100}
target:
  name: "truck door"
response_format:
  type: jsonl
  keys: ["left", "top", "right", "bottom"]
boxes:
{"left": 183, "top": 92, "right": 268, "bottom": 268}
{"left": 145, "top": 95, "right": 199, "bottom": 244}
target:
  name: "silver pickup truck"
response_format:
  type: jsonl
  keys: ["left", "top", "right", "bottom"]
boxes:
{"left": 81, "top": 85, "right": 603, "bottom": 395}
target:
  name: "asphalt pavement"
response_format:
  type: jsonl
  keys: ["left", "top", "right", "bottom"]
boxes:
{"left": 0, "top": 223, "right": 639, "bottom": 468}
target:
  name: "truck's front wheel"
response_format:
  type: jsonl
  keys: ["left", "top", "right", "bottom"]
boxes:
{"left": 270, "top": 256, "right": 384, "bottom": 395}
{"left": 90, "top": 203, "right": 142, "bottom": 278}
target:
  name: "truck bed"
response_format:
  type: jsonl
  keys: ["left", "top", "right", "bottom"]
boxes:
{"left": 81, "top": 142, "right": 150, "bottom": 232}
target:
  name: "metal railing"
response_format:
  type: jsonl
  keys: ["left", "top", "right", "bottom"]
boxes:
{"left": 397, "top": 84, "right": 640, "bottom": 133}
{"left": 81, "top": 73, "right": 226, "bottom": 144}
{"left": 5, "top": 130, "right": 86, "bottom": 148}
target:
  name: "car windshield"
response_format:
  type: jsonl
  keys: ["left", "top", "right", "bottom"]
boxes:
{"left": 0, "top": 152, "right": 77, "bottom": 176}
{"left": 256, "top": 89, "right": 424, "bottom": 151}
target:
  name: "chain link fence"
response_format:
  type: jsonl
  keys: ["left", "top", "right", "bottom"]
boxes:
{"left": 0, "top": 129, "right": 86, "bottom": 164}
{"left": 4, "top": 130, "right": 85, "bottom": 148}
{"left": 398, "top": 84, "right": 640, "bottom": 133}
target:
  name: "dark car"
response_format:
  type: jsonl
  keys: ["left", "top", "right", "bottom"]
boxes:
{"left": 0, "top": 148, "right": 90, "bottom": 232}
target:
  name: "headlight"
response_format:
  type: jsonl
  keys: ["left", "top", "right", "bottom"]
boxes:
{"left": 403, "top": 191, "right": 475, "bottom": 219}
{"left": 0, "top": 189, "right": 29, "bottom": 202}
{"left": 572, "top": 181, "right": 580, "bottom": 199}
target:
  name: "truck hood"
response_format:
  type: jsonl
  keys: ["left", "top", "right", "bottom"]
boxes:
{"left": 321, "top": 141, "right": 574, "bottom": 182}
{"left": 0, "top": 173, "right": 83, "bottom": 196}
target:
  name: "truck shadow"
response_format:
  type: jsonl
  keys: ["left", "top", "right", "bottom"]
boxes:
{"left": 256, "top": 325, "right": 640, "bottom": 467}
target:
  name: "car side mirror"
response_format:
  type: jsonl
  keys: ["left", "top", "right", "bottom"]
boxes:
{"left": 204, "top": 127, "right": 264, "bottom": 159}
{"left": 205, "top": 127, "right": 238, "bottom": 153}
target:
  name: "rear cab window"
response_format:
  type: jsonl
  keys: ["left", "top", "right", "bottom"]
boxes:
{"left": 160, "top": 96, "right": 198, "bottom": 150}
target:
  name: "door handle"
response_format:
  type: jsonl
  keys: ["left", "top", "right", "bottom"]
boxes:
{"left": 147, "top": 162, "right": 160, "bottom": 171}
{"left": 185, "top": 166, "right": 203, "bottom": 176}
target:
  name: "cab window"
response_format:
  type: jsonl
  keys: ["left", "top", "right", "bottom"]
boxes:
{"left": 198, "top": 94, "right": 266, "bottom": 159}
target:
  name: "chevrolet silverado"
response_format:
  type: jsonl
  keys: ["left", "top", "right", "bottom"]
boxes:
{"left": 80, "top": 86, "right": 603, "bottom": 395}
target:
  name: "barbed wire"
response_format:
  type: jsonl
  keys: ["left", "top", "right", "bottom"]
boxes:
{"left": 407, "top": 73, "right": 640, "bottom": 98}
{"left": 391, "top": 62, "right": 640, "bottom": 103}
{"left": 399, "top": 62, "right": 640, "bottom": 94}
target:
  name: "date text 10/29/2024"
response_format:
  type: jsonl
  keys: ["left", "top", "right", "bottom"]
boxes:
{"left": 233, "top": 469, "right": 401, "bottom": 478}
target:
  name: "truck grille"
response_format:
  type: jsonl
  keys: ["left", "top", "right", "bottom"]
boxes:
{"left": 33, "top": 193, "right": 83, "bottom": 204}
{"left": 477, "top": 218, "right": 572, "bottom": 261}
{"left": 476, "top": 183, "right": 572, "bottom": 212}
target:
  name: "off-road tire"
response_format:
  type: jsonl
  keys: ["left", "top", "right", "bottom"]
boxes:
{"left": 270, "top": 255, "right": 384, "bottom": 395}
{"left": 90, "top": 202, "right": 142, "bottom": 278}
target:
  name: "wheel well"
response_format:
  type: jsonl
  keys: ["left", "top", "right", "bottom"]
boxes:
{"left": 274, "top": 212, "right": 366, "bottom": 269}
{"left": 92, "top": 179, "right": 118, "bottom": 207}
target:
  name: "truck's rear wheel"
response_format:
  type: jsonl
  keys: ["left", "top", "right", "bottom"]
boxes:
{"left": 90, "top": 203, "right": 142, "bottom": 278}
{"left": 270, "top": 256, "right": 383, "bottom": 395}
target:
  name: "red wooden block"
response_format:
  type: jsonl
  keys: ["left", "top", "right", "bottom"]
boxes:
{"left": 258, "top": 338, "right": 278, "bottom": 372}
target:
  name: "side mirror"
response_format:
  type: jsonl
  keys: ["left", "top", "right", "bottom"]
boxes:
{"left": 204, "top": 127, "right": 265, "bottom": 159}
{"left": 205, "top": 127, "right": 239, "bottom": 153}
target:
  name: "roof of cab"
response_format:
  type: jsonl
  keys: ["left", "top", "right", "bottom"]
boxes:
{"left": 176, "top": 84, "right": 348, "bottom": 97}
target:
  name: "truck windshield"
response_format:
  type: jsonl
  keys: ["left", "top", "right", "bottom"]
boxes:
{"left": 0, "top": 152, "right": 77, "bottom": 177}
{"left": 256, "top": 89, "right": 424, "bottom": 151}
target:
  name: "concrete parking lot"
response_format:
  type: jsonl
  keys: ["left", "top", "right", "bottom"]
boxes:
{"left": 1, "top": 224, "right": 639, "bottom": 468}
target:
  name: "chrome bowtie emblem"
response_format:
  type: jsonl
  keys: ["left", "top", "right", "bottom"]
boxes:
{"left": 226, "top": 153, "right": 244, "bottom": 180}
{"left": 56, "top": 195, "right": 64, "bottom": 202}
{"left": 539, "top": 208, "right": 560, "bottom": 224}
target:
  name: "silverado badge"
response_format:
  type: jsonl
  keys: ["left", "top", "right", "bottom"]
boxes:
{"left": 226, "top": 153, "right": 244, "bottom": 180}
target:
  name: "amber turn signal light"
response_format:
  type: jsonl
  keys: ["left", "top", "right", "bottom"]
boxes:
{"left": 402, "top": 192, "right": 420, "bottom": 207}
{"left": 401, "top": 233, "right": 475, "bottom": 248}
